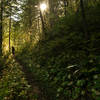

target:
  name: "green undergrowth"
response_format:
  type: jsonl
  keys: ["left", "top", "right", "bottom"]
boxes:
{"left": 0, "top": 55, "right": 38, "bottom": 100}
{"left": 16, "top": 3, "right": 100, "bottom": 100}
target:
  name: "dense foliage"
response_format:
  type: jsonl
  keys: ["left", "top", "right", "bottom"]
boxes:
{"left": 16, "top": 2, "right": 100, "bottom": 100}
{"left": 0, "top": 56, "right": 27, "bottom": 99}
{"left": 0, "top": 55, "right": 41, "bottom": 100}
{"left": 0, "top": 0, "right": 100, "bottom": 100}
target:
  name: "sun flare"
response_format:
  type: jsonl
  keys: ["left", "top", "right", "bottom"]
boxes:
{"left": 40, "top": 3, "right": 47, "bottom": 11}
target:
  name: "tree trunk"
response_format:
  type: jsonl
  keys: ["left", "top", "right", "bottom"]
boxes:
{"left": 80, "top": 0, "right": 89, "bottom": 40}
{"left": 0, "top": 0, "right": 3, "bottom": 56}
{"left": 63, "top": 0, "right": 67, "bottom": 16}
{"left": 48, "top": 0, "right": 55, "bottom": 28}
{"left": 9, "top": 6, "right": 12, "bottom": 52}
{"left": 40, "top": 10, "right": 45, "bottom": 38}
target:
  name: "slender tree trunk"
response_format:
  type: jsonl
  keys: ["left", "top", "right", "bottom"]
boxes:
{"left": 80, "top": 0, "right": 90, "bottom": 56}
{"left": 63, "top": 0, "right": 67, "bottom": 16}
{"left": 80, "top": 0, "right": 89, "bottom": 40}
{"left": 40, "top": 10, "right": 45, "bottom": 37}
{"left": 48, "top": 0, "right": 54, "bottom": 28}
{"left": 37, "top": 17, "right": 40, "bottom": 36}
{"left": 9, "top": 7, "right": 12, "bottom": 52}
{"left": 0, "top": 0, "right": 3, "bottom": 56}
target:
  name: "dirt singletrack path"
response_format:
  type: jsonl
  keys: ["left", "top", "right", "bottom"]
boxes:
{"left": 15, "top": 58, "right": 45, "bottom": 100}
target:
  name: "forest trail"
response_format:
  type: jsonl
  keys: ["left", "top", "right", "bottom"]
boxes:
{"left": 0, "top": 55, "right": 45, "bottom": 100}
{"left": 14, "top": 58, "right": 45, "bottom": 100}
